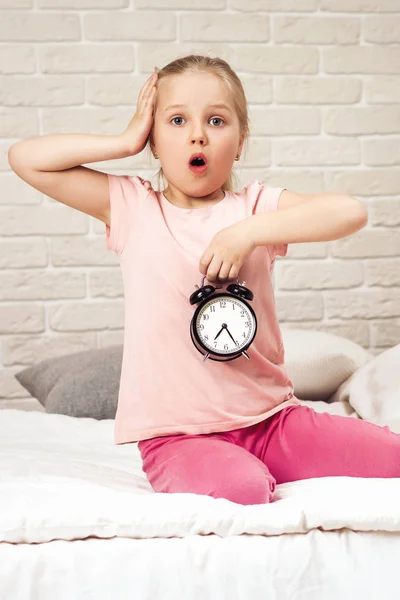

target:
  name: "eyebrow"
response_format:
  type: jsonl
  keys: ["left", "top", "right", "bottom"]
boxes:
{"left": 164, "top": 103, "right": 232, "bottom": 112}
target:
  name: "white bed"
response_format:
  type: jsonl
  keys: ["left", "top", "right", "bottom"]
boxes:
{"left": 1, "top": 400, "right": 400, "bottom": 600}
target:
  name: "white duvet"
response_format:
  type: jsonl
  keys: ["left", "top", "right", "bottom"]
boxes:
{"left": 1, "top": 407, "right": 400, "bottom": 545}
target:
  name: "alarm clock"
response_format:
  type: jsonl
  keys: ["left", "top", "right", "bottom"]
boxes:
{"left": 189, "top": 276, "right": 257, "bottom": 362}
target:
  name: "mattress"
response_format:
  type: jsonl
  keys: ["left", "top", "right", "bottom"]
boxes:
{"left": 1, "top": 401, "right": 400, "bottom": 600}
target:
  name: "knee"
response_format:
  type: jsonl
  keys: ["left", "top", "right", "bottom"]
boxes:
{"left": 211, "top": 475, "right": 275, "bottom": 506}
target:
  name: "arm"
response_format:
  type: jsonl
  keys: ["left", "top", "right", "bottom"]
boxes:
{"left": 7, "top": 134, "right": 135, "bottom": 226}
{"left": 7, "top": 71, "right": 159, "bottom": 226}
{"left": 245, "top": 191, "right": 368, "bottom": 247}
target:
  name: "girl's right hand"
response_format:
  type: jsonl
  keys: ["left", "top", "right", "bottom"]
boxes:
{"left": 121, "top": 72, "right": 158, "bottom": 156}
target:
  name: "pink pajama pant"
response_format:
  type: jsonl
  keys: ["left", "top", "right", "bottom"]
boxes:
{"left": 138, "top": 405, "right": 400, "bottom": 506}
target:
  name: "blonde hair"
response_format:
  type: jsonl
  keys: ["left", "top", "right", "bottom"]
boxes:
{"left": 146, "top": 54, "right": 250, "bottom": 193}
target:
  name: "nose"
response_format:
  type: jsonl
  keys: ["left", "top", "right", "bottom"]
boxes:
{"left": 190, "top": 121, "right": 207, "bottom": 146}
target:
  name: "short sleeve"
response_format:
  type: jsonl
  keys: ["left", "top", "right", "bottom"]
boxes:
{"left": 105, "top": 175, "right": 148, "bottom": 256}
{"left": 253, "top": 181, "right": 288, "bottom": 260}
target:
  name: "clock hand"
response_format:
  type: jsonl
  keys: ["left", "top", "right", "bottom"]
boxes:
{"left": 224, "top": 325, "right": 237, "bottom": 345}
{"left": 214, "top": 326, "right": 224, "bottom": 341}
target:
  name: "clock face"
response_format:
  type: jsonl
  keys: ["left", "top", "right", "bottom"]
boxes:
{"left": 195, "top": 295, "right": 256, "bottom": 355}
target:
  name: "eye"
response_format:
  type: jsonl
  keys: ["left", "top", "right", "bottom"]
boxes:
{"left": 170, "top": 116, "right": 225, "bottom": 127}
{"left": 210, "top": 117, "right": 224, "bottom": 127}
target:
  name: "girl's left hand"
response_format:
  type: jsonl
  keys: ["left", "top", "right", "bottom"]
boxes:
{"left": 199, "top": 220, "right": 256, "bottom": 283}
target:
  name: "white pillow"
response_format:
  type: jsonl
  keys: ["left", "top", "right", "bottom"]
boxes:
{"left": 328, "top": 344, "right": 400, "bottom": 433}
{"left": 281, "top": 329, "right": 373, "bottom": 401}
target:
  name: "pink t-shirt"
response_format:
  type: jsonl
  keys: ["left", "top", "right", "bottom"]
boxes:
{"left": 106, "top": 175, "right": 301, "bottom": 444}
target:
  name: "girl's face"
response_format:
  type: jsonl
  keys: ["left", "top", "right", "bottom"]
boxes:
{"left": 152, "top": 71, "right": 244, "bottom": 200}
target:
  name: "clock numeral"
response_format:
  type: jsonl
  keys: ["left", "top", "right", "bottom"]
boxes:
{"left": 224, "top": 344, "right": 229, "bottom": 350}
{"left": 204, "top": 335, "right": 208, "bottom": 341}
{"left": 210, "top": 305, "right": 216, "bottom": 312}
{"left": 245, "top": 321, "right": 250, "bottom": 328}
{"left": 203, "top": 314, "right": 209, "bottom": 320}
{"left": 240, "top": 310, "right": 245, "bottom": 317}
{"left": 214, "top": 342, "right": 217, "bottom": 347}
{"left": 220, "top": 300, "right": 226, "bottom": 308}
{"left": 199, "top": 324, "right": 204, "bottom": 330}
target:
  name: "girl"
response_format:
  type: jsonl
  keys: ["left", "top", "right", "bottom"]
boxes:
{"left": 9, "top": 55, "right": 400, "bottom": 506}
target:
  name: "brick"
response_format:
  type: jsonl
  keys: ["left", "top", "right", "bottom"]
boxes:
{"left": 39, "top": 44, "right": 135, "bottom": 73}
{"left": 274, "top": 16, "right": 360, "bottom": 45}
{"left": 231, "top": 46, "right": 319, "bottom": 74}
{"left": 84, "top": 12, "right": 175, "bottom": 41}
{"left": 138, "top": 42, "right": 232, "bottom": 72}
{"left": 0, "top": 304, "right": 44, "bottom": 334}
{"left": 325, "top": 106, "right": 400, "bottom": 135}
{"left": 50, "top": 237, "right": 120, "bottom": 267}
{"left": 0, "top": 205, "right": 87, "bottom": 236}
{"left": 90, "top": 270, "right": 124, "bottom": 298}
{"left": 87, "top": 75, "right": 144, "bottom": 106}
{"left": 0, "top": 108, "right": 39, "bottom": 138}
{"left": 324, "top": 46, "right": 400, "bottom": 74}
{"left": 241, "top": 170, "right": 325, "bottom": 193}
{"left": 336, "top": 229, "right": 400, "bottom": 259}
{"left": 0, "top": 174, "right": 42, "bottom": 204}
{"left": 279, "top": 321, "right": 369, "bottom": 348}
{"left": 278, "top": 261, "right": 363, "bottom": 291}
{"left": 371, "top": 320, "right": 400, "bottom": 348}
{"left": 363, "top": 139, "right": 400, "bottom": 166}
{"left": 97, "top": 330, "right": 125, "bottom": 346}
{"left": 136, "top": 0, "right": 224, "bottom": 6}
{"left": 0, "top": 12, "right": 80, "bottom": 42}
{"left": 231, "top": 0, "right": 318, "bottom": 10}
{"left": 42, "top": 107, "right": 134, "bottom": 135}
{"left": 0, "top": 271, "right": 85, "bottom": 300}
{"left": 241, "top": 75, "right": 272, "bottom": 104}
{"left": 49, "top": 301, "right": 124, "bottom": 331}
{"left": 275, "top": 292, "right": 324, "bottom": 321}
{"left": 0, "top": 141, "right": 17, "bottom": 171}
{"left": 0, "top": 0, "right": 32, "bottom": 6}
{"left": 364, "top": 16, "right": 400, "bottom": 43}
{"left": 250, "top": 107, "right": 320, "bottom": 135}
{"left": 326, "top": 169, "right": 400, "bottom": 196}
{"left": 180, "top": 13, "right": 268, "bottom": 42}
{"left": 325, "top": 289, "right": 400, "bottom": 319}
{"left": 274, "top": 138, "right": 360, "bottom": 166}
{"left": 242, "top": 137, "right": 271, "bottom": 168}
{"left": 369, "top": 198, "right": 400, "bottom": 226}
{"left": 4, "top": 333, "right": 97, "bottom": 366}
{"left": 0, "top": 45, "right": 35, "bottom": 74}
{"left": 365, "top": 259, "right": 400, "bottom": 287}
{"left": 0, "top": 239, "right": 47, "bottom": 268}
{"left": 39, "top": 0, "right": 128, "bottom": 7}
{"left": 276, "top": 77, "right": 361, "bottom": 104}
{"left": 365, "top": 76, "right": 400, "bottom": 104}
{"left": 0, "top": 76, "right": 84, "bottom": 106}
{"left": 321, "top": 0, "right": 400, "bottom": 11}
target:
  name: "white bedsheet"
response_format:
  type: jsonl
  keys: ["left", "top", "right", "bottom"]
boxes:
{"left": 1, "top": 405, "right": 400, "bottom": 600}
{"left": 1, "top": 407, "right": 400, "bottom": 544}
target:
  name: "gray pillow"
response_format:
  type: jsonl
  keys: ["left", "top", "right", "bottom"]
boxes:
{"left": 14, "top": 345, "right": 122, "bottom": 419}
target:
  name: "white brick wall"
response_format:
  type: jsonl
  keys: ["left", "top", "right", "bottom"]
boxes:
{"left": 1, "top": 0, "right": 400, "bottom": 409}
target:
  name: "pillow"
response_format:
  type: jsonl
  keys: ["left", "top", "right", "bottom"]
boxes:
{"left": 281, "top": 329, "right": 373, "bottom": 401}
{"left": 14, "top": 345, "right": 122, "bottom": 420}
{"left": 327, "top": 344, "right": 400, "bottom": 433}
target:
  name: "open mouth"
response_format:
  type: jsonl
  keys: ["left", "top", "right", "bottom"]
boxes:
{"left": 189, "top": 155, "right": 208, "bottom": 174}
{"left": 190, "top": 157, "right": 206, "bottom": 166}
